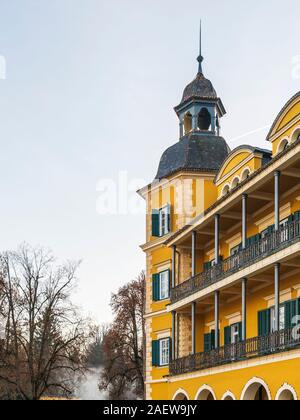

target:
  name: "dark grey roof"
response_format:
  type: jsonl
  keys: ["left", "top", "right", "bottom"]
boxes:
{"left": 180, "top": 73, "right": 217, "bottom": 106}
{"left": 155, "top": 133, "right": 231, "bottom": 180}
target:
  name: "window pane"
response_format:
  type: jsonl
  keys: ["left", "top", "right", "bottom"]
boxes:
{"left": 160, "top": 271, "right": 169, "bottom": 300}
{"left": 160, "top": 339, "right": 170, "bottom": 366}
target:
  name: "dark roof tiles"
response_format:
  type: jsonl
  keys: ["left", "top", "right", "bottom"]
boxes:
{"left": 155, "top": 132, "right": 230, "bottom": 180}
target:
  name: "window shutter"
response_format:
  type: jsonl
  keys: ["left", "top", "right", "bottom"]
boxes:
{"left": 258, "top": 309, "right": 271, "bottom": 336}
{"left": 294, "top": 212, "right": 300, "bottom": 236}
{"left": 238, "top": 322, "right": 243, "bottom": 342}
{"left": 211, "top": 330, "right": 216, "bottom": 348}
{"left": 152, "top": 340, "right": 159, "bottom": 366}
{"left": 268, "top": 225, "right": 275, "bottom": 235}
{"left": 285, "top": 299, "right": 297, "bottom": 329}
{"left": 224, "top": 326, "right": 231, "bottom": 346}
{"left": 288, "top": 215, "right": 293, "bottom": 223}
{"left": 152, "top": 274, "right": 160, "bottom": 301}
{"left": 152, "top": 210, "right": 160, "bottom": 237}
{"left": 203, "top": 262, "right": 211, "bottom": 272}
{"left": 204, "top": 333, "right": 211, "bottom": 352}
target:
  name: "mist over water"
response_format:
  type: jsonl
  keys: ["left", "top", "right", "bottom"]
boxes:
{"left": 75, "top": 367, "right": 108, "bottom": 400}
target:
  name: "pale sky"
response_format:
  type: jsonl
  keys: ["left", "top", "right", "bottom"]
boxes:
{"left": 0, "top": 0, "right": 299, "bottom": 324}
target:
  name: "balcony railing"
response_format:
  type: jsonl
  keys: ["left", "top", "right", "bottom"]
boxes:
{"left": 170, "top": 327, "right": 300, "bottom": 376}
{"left": 171, "top": 219, "right": 300, "bottom": 303}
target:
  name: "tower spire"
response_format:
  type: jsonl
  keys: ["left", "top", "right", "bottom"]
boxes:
{"left": 197, "top": 20, "right": 204, "bottom": 75}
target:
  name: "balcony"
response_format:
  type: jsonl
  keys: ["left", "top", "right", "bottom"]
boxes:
{"left": 171, "top": 219, "right": 300, "bottom": 304}
{"left": 170, "top": 327, "right": 300, "bottom": 376}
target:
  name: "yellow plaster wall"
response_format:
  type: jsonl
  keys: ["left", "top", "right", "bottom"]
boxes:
{"left": 151, "top": 355, "right": 300, "bottom": 400}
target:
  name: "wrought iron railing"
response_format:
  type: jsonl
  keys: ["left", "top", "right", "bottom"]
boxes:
{"left": 170, "top": 327, "right": 300, "bottom": 376}
{"left": 171, "top": 219, "right": 300, "bottom": 303}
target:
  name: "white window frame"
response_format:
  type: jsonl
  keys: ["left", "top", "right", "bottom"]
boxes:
{"left": 159, "top": 205, "right": 170, "bottom": 237}
{"left": 231, "top": 323, "right": 240, "bottom": 344}
{"left": 159, "top": 270, "right": 170, "bottom": 301}
{"left": 159, "top": 338, "right": 170, "bottom": 366}
{"left": 270, "top": 305, "right": 285, "bottom": 333}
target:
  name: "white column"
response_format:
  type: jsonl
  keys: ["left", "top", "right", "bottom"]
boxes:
{"left": 172, "top": 245, "right": 176, "bottom": 288}
{"left": 274, "top": 171, "right": 280, "bottom": 231}
{"left": 192, "top": 231, "right": 197, "bottom": 277}
{"left": 242, "top": 278, "right": 247, "bottom": 341}
{"left": 172, "top": 311, "right": 176, "bottom": 361}
{"left": 242, "top": 194, "right": 248, "bottom": 249}
{"left": 214, "top": 291, "right": 220, "bottom": 348}
{"left": 274, "top": 264, "right": 280, "bottom": 332}
{"left": 215, "top": 214, "right": 220, "bottom": 264}
{"left": 192, "top": 302, "right": 196, "bottom": 355}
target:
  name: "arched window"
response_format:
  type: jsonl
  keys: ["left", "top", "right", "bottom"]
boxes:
{"left": 291, "top": 128, "right": 300, "bottom": 144}
{"left": 173, "top": 390, "right": 189, "bottom": 400}
{"left": 221, "top": 185, "right": 230, "bottom": 197}
{"left": 198, "top": 108, "right": 211, "bottom": 131}
{"left": 241, "top": 168, "right": 251, "bottom": 182}
{"left": 276, "top": 384, "right": 297, "bottom": 400}
{"left": 184, "top": 112, "right": 192, "bottom": 134}
{"left": 277, "top": 139, "right": 289, "bottom": 154}
{"left": 241, "top": 379, "right": 271, "bottom": 400}
{"left": 231, "top": 177, "right": 240, "bottom": 189}
{"left": 195, "top": 385, "right": 216, "bottom": 401}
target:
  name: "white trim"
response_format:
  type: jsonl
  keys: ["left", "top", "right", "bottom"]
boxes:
{"left": 195, "top": 384, "right": 216, "bottom": 400}
{"left": 231, "top": 176, "right": 240, "bottom": 189}
{"left": 240, "top": 377, "right": 272, "bottom": 400}
{"left": 291, "top": 126, "right": 300, "bottom": 144}
{"left": 264, "top": 288, "right": 292, "bottom": 307}
{"left": 216, "top": 149, "right": 261, "bottom": 186}
{"left": 221, "top": 391, "right": 236, "bottom": 401}
{"left": 275, "top": 383, "right": 298, "bottom": 400}
{"left": 241, "top": 166, "right": 252, "bottom": 182}
{"left": 221, "top": 183, "right": 231, "bottom": 198}
{"left": 144, "top": 308, "right": 168, "bottom": 319}
{"left": 156, "top": 329, "right": 171, "bottom": 340}
{"left": 172, "top": 388, "right": 189, "bottom": 400}
{"left": 276, "top": 137, "right": 290, "bottom": 155}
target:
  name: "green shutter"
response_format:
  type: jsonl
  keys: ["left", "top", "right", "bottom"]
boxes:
{"left": 152, "top": 210, "right": 160, "bottom": 237}
{"left": 152, "top": 274, "right": 160, "bottom": 301}
{"left": 152, "top": 340, "right": 160, "bottom": 366}
{"left": 268, "top": 225, "right": 275, "bottom": 235}
{"left": 211, "top": 330, "right": 216, "bottom": 348}
{"left": 258, "top": 309, "right": 271, "bottom": 336}
{"left": 238, "top": 322, "right": 243, "bottom": 342}
{"left": 203, "top": 262, "right": 211, "bottom": 272}
{"left": 288, "top": 215, "right": 293, "bottom": 223}
{"left": 294, "top": 212, "right": 300, "bottom": 236}
{"left": 294, "top": 211, "right": 300, "bottom": 221}
{"left": 224, "top": 326, "right": 231, "bottom": 345}
{"left": 285, "top": 299, "right": 297, "bottom": 329}
{"left": 204, "top": 333, "right": 211, "bottom": 352}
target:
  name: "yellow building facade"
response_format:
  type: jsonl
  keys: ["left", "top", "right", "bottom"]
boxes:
{"left": 138, "top": 44, "right": 300, "bottom": 400}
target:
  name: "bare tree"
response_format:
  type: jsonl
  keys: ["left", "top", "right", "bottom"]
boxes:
{"left": 0, "top": 244, "right": 91, "bottom": 400}
{"left": 99, "top": 271, "right": 145, "bottom": 400}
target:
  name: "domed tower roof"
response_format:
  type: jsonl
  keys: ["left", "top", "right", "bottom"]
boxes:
{"left": 155, "top": 132, "right": 230, "bottom": 180}
{"left": 153, "top": 23, "right": 230, "bottom": 181}
{"left": 180, "top": 72, "right": 217, "bottom": 105}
